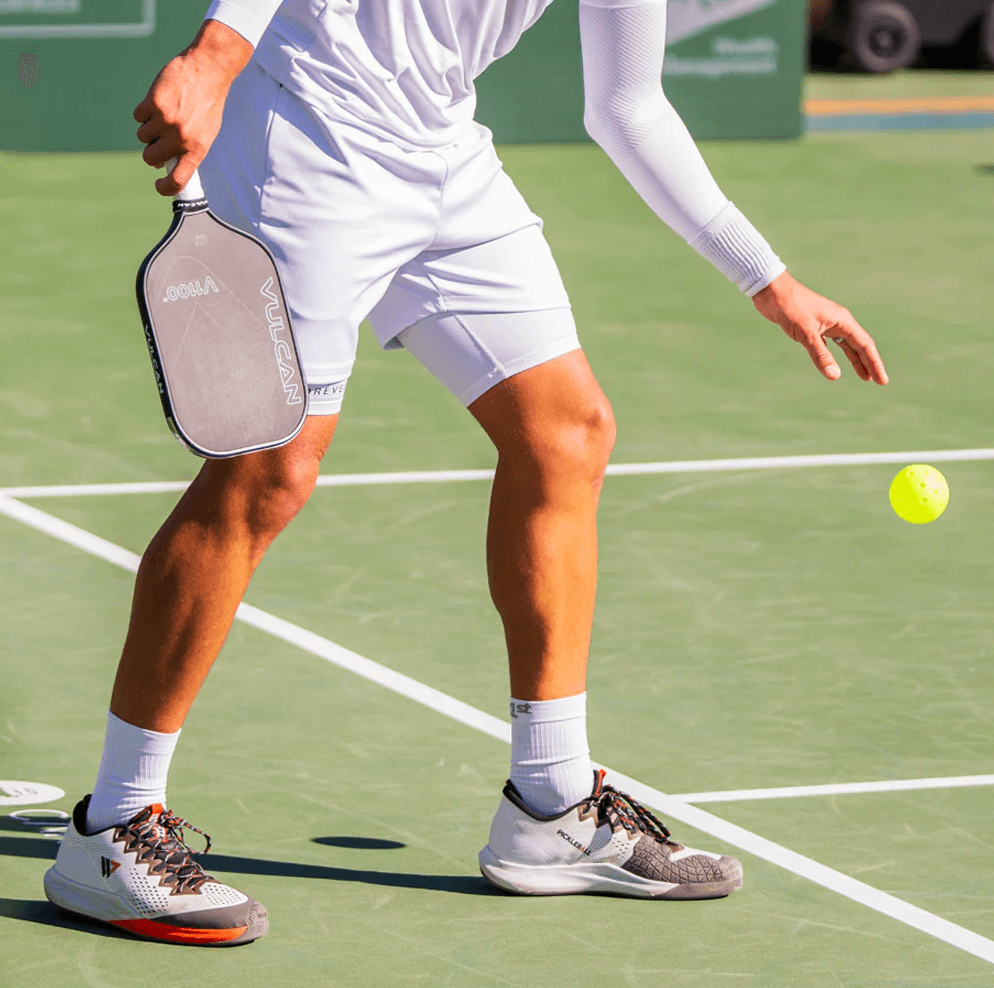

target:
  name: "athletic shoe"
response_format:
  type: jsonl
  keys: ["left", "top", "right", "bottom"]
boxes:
{"left": 479, "top": 769, "right": 743, "bottom": 899}
{"left": 44, "top": 796, "right": 268, "bottom": 946}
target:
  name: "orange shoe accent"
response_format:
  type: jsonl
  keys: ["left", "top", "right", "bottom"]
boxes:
{"left": 593, "top": 768, "right": 607, "bottom": 795}
{"left": 112, "top": 918, "right": 248, "bottom": 944}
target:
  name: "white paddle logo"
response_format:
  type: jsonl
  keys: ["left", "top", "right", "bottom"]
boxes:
{"left": 163, "top": 277, "right": 219, "bottom": 302}
{"left": 261, "top": 278, "right": 303, "bottom": 406}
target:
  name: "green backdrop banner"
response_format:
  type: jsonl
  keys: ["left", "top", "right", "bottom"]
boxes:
{"left": 0, "top": 0, "right": 200, "bottom": 151}
{"left": 0, "top": 0, "right": 804, "bottom": 151}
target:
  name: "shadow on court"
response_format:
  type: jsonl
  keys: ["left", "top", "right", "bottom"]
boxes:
{"left": 0, "top": 833, "right": 61, "bottom": 856}
{"left": 312, "top": 835, "right": 406, "bottom": 850}
{"left": 0, "top": 834, "right": 500, "bottom": 897}
{"left": 0, "top": 897, "right": 136, "bottom": 940}
{"left": 0, "top": 816, "right": 65, "bottom": 833}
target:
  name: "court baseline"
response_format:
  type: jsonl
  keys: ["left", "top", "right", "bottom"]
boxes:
{"left": 2, "top": 487, "right": 994, "bottom": 965}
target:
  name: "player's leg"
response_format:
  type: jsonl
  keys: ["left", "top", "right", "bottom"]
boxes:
{"left": 43, "top": 415, "right": 336, "bottom": 945}
{"left": 107, "top": 414, "right": 338, "bottom": 735}
{"left": 398, "top": 307, "right": 603, "bottom": 811}
{"left": 398, "top": 307, "right": 743, "bottom": 899}
{"left": 468, "top": 348, "right": 612, "bottom": 703}
{"left": 92, "top": 413, "right": 337, "bottom": 822}
{"left": 471, "top": 345, "right": 740, "bottom": 899}
{"left": 469, "top": 347, "right": 611, "bottom": 813}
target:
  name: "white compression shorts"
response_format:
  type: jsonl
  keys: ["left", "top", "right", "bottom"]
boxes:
{"left": 199, "top": 62, "right": 577, "bottom": 415}
{"left": 397, "top": 309, "right": 579, "bottom": 408}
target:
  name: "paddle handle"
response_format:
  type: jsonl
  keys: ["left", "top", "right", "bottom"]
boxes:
{"left": 168, "top": 157, "right": 206, "bottom": 202}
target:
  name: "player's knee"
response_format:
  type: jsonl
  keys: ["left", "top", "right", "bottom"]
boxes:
{"left": 572, "top": 395, "right": 616, "bottom": 484}
{"left": 253, "top": 459, "right": 318, "bottom": 535}
{"left": 524, "top": 394, "right": 616, "bottom": 486}
{"left": 222, "top": 455, "right": 319, "bottom": 552}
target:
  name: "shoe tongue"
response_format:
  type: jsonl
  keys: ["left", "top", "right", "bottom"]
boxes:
{"left": 591, "top": 769, "right": 607, "bottom": 798}
{"left": 126, "top": 803, "right": 166, "bottom": 829}
{"left": 145, "top": 805, "right": 171, "bottom": 842}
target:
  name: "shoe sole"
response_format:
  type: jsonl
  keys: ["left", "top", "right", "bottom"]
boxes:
{"left": 44, "top": 867, "right": 268, "bottom": 946}
{"left": 478, "top": 846, "right": 743, "bottom": 899}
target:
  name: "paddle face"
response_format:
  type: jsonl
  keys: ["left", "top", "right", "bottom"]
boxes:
{"left": 136, "top": 201, "right": 308, "bottom": 458}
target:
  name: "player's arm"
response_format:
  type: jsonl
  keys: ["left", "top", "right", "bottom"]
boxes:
{"left": 133, "top": 0, "right": 284, "bottom": 196}
{"left": 578, "top": 0, "right": 888, "bottom": 384}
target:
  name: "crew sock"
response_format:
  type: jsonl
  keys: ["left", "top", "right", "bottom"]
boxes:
{"left": 85, "top": 710, "right": 180, "bottom": 832}
{"left": 509, "top": 693, "right": 592, "bottom": 815}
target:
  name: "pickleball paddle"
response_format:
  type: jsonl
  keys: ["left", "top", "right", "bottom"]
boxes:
{"left": 136, "top": 161, "right": 308, "bottom": 458}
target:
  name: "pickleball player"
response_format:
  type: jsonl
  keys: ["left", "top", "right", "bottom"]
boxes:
{"left": 43, "top": 0, "right": 889, "bottom": 944}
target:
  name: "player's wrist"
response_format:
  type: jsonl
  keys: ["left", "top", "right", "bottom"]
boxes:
{"left": 688, "top": 203, "right": 785, "bottom": 297}
{"left": 751, "top": 270, "right": 795, "bottom": 309}
{"left": 184, "top": 19, "right": 254, "bottom": 84}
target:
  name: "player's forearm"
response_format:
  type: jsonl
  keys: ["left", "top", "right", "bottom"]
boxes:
{"left": 204, "top": 0, "right": 284, "bottom": 49}
{"left": 579, "top": 0, "right": 785, "bottom": 296}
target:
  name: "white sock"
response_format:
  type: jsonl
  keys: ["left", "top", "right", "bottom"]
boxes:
{"left": 85, "top": 710, "right": 180, "bottom": 832}
{"left": 509, "top": 693, "right": 593, "bottom": 815}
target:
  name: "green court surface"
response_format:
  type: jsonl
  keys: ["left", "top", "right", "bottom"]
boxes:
{"left": 2, "top": 130, "right": 994, "bottom": 985}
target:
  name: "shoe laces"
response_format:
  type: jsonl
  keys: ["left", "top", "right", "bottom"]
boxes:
{"left": 587, "top": 771, "right": 674, "bottom": 845}
{"left": 118, "top": 806, "right": 215, "bottom": 894}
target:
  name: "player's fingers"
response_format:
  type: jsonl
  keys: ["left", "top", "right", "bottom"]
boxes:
{"left": 829, "top": 314, "right": 889, "bottom": 385}
{"left": 133, "top": 95, "right": 154, "bottom": 124}
{"left": 154, "top": 171, "right": 182, "bottom": 197}
{"left": 855, "top": 337, "right": 888, "bottom": 385}
{"left": 830, "top": 336, "right": 871, "bottom": 380}
{"left": 135, "top": 116, "right": 161, "bottom": 144}
{"left": 803, "top": 333, "right": 841, "bottom": 381}
{"left": 142, "top": 137, "right": 176, "bottom": 170}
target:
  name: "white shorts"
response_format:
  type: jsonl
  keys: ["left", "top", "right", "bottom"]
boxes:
{"left": 200, "top": 62, "right": 578, "bottom": 414}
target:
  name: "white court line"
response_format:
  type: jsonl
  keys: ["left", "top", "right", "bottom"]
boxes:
{"left": 674, "top": 775, "right": 994, "bottom": 803}
{"left": 3, "top": 492, "right": 994, "bottom": 964}
{"left": 0, "top": 495, "right": 143, "bottom": 573}
{"left": 1, "top": 447, "right": 992, "bottom": 499}
{"left": 0, "top": 480, "right": 192, "bottom": 499}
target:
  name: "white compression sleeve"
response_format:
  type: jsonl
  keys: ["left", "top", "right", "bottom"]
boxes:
{"left": 578, "top": 0, "right": 785, "bottom": 295}
{"left": 204, "top": 0, "right": 283, "bottom": 48}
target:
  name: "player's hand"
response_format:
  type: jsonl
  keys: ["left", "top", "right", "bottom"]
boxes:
{"left": 133, "top": 20, "right": 253, "bottom": 196}
{"left": 752, "top": 271, "right": 889, "bottom": 384}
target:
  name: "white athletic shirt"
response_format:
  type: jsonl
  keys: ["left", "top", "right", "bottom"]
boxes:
{"left": 208, "top": 0, "right": 551, "bottom": 146}
{"left": 205, "top": 0, "right": 785, "bottom": 294}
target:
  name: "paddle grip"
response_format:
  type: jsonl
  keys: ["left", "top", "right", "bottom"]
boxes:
{"left": 167, "top": 156, "right": 206, "bottom": 202}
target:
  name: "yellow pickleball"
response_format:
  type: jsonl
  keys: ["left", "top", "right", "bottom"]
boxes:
{"left": 889, "top": 464, "right": 949, "bottom": 524}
